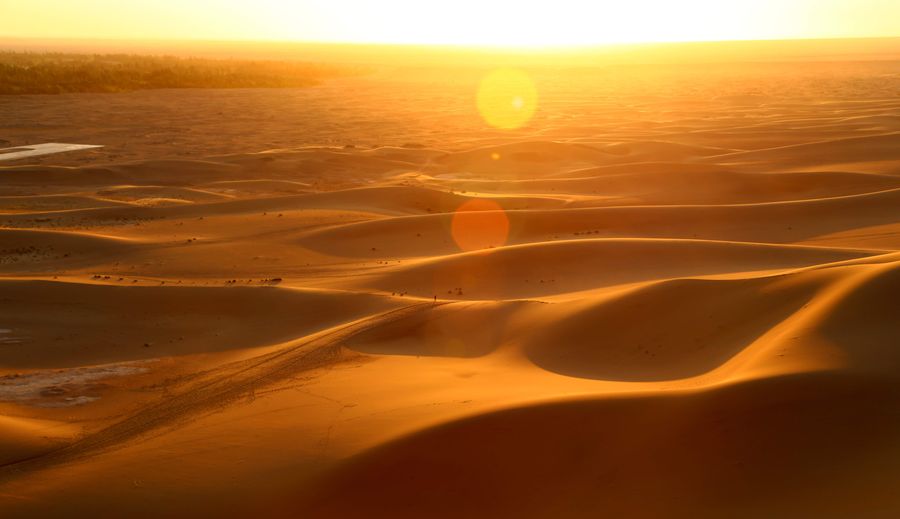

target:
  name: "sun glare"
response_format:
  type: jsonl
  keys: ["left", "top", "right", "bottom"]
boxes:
{"left": 275, "top": 0, "right": 789, "bottom": 47}
{"left": 477, "top": 69, "right": 538, "bottom": 129}
{"left": 451, "top": 199, "right": 510, "bottom": 252}
{"left": 3, "top": 1, "right": 898, "bottom": 46}
{"left": 202, "top": 0, "right": 900, "bottom": 47}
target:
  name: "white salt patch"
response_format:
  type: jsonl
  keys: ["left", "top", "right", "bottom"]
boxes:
{"left": 433, "top": 172, "right": 474, "bottom": 180}
{"left": 0, "top": 362, "right": 148, "bottom": 408}
{"left": 0, "top": 143, "right": 103, "bottom": 162}
{"left": 0, "top": 329, "right": 23, "bottom": 345}
{"left": 40, "top": 396, "right": 101, "bottom": 408}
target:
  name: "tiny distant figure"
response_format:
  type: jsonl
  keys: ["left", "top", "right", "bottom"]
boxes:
{"left": 433, "top": 295, "right": 437, "bottom": 305}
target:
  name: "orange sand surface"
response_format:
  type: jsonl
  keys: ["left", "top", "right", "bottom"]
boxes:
{"left": 1, "top": 53, "right": 899, "bottom": 518}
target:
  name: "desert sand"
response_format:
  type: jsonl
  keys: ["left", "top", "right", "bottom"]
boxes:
{"left": 1, "top": 46, "right": 899, "bottom": 518}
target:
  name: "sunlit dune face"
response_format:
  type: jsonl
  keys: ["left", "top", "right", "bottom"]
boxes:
{"left": 451, "top": 199, "right": 510, "bottom": 252}
{"left": 477, "top": 69, "right": 538, "bottom": 130}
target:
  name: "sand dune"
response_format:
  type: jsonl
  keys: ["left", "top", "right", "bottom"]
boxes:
{"left": 296, "top": 373, "right": 900, "bottom": 519}
{"left": 0, "top": 415, "right": 77, "bottom": 466}
{"left": 524, "top": 257, "right": 900, "bottom": 380}
{"left": 1, "top": 55, "right": 898, "bottom": 518}
{"left": 0, "top": 228, "right": 141, "bottom": 272}
{"left": 357, "top": 238, "right": 877, "bottom": 300}
{"left": 344, "top": 300, "right": 533, "bottom": 357}
{"left": 298, "top": 188, "right": 900, "bottom": 259}
{"left": 423, "top": 167, "right": 900, "bottom": 205}
{"left": 710, "top": 132, "right": 900, "bottom": 171}
{"left": 96, "top": 185, "right": 233, "bottom": 204}
{"left": 433, "top": 141, "right": 614, "bottom": 176}
{"left": 343, "top": 254, "right": 900, "bottom": 382}
{"left": 0, "top": 194, "right": 133, "bottom": 213}
{"left": 0, "top": 280, "right": 396, "bottom": 368}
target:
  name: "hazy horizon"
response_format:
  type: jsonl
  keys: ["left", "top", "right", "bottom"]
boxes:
{"left": 3, "top": 35, "right": 900, "bottom": 69}
{"left": 3, "top": 1, "right": 899, "bottom": 47}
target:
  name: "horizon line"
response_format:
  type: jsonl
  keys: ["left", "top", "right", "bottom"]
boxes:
{"left": 3, "top": 34, "right": 900, "bottom": 52}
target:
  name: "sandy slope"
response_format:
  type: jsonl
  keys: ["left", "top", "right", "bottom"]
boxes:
{"left": 297, "top": 373, "right": 900, "bottom": 519}
{"left": 0, "top": 56, "right": 899, "bottom": 518}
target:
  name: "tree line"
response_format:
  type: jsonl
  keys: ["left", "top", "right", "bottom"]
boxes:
{"left": 0, "top": 52, "right": 355, "bottom": 94}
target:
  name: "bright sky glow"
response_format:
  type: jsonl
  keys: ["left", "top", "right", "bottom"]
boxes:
{"left": 2, "top": 0, "right": 898, "bottom": 47}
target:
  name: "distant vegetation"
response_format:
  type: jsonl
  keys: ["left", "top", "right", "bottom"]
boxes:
{"left": 0, "top": 52, "right": 355, "bottom": 94}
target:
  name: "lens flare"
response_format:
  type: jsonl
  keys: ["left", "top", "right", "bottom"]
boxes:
{"left": 450, "top": 199, "right": 510, "bottom": 252}
{"left": 476, "top": 68, "right": 538, "bottom": 130}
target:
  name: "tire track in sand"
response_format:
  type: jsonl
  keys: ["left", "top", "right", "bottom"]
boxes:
{"left": 0, "top": 302, "right": 446, "bottom": 477}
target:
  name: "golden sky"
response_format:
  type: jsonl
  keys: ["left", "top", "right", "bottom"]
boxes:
{"left": 2, "top": 0, "right": 898, "bottom": 46}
